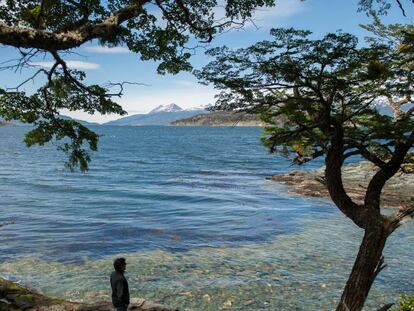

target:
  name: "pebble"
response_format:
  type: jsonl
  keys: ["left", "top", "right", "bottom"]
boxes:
{"left": 202, "top": 294, "right": 211, "bottom": 301}
{"left": 243, "top": 299, "right": 255, "bottom": 306}
{"left": 222, "top": 299, "right": 233, "bottom": 309}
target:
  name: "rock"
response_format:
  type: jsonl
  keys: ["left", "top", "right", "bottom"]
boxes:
{"left": 0, "top": 277, "right": 178, "bottom": 311}
{"left": 222, "top": 299, "right": 233, "bottom": 309}
{"left": 269, "top": 162, "right": 414, "bottom": 209}
{"left": 242, "top": 299, "right": 255, "bottom": 306}
{"left": 0, "top": 298, "right": 11, "bottom": 305}
{"left": 202, "top": 294, "right": 211, "bottom": 302}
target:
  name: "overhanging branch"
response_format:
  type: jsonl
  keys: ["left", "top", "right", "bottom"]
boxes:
{"left": 0, "top": 0, "right": 151, "bottom": 51}
{"left": 388, "top": 205, "right": 414, "bottom": 232}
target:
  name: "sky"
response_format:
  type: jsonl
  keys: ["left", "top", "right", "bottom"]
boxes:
{"left": 0, "top": 0, "right": 412, "bottom": 123}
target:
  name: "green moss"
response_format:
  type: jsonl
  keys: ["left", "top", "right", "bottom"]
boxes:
{"left": 392, "top": 294, "right": 414, "bottom": 311}
{"left": 18, "top": 294, "right": 39, "bottom": 303}
{"left": 5, "top": 282, "right": 24, "bottom": 293}
{"left": 0, "top": 278, "right": 67, "bottom": 309}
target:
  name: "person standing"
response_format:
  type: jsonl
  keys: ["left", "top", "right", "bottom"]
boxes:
{"left": 110, "top": 257, "right": 130, "bottom": 311}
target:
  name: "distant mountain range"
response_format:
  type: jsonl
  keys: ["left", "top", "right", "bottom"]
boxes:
{"left": 103, "top": 103, "right": 208, "bottom": 126}
{"left": 55, "top": 115, "right": 100, "bottom": 127}
{"left": 0, "top": 116, "right": 98, "bottom": 127}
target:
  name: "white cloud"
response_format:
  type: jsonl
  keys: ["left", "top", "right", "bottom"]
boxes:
{"left": 209, "top": 0, "right": 304, "bottom": 30}
{"left": 84, "top": 46, "right": 131, "bottom": 54}
{"left": 59, "top": 110, "right": 122, "bottom": 124}
{"left": 31, "top": 60, "right": 100, "bottom": 70}
{"left": 174, "top": 80, "right": 197, "bottom": 87}
{"left": 247, "top": 0, "right": 305, "bottom": 28}
{"left": 255, "top": 0, "right": 304, "bottom": 18}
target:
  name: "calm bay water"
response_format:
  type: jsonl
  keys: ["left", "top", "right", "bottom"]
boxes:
{"left": 0, "top": 126, "right": 413, "bottom": 310}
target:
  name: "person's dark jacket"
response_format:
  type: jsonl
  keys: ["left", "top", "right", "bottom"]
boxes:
{"left": 110, "top": 270, "right": 130, "bottom": 308}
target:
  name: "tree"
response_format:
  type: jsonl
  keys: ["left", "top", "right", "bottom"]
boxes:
{"left": 0, "top": 0, "right": 275, "bottom": 171}
{"left": 358, "top": 0, "right": 414, "bottom": 16}
{"left": 197, "top": 28, "right": 414, "bottom": 311}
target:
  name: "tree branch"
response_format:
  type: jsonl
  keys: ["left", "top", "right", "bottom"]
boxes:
{"left": 325, "top": 120, "right": 369, "bottom": 229}
{"left": 376, "top": 303, "right": 394, "bottom": 311}
{"left": 395, "top": 0, "right": 407, "bottom": 16}
{"left": 174, "top": 0, "right": 214, "bottom": 43}
{"left": 346, "top": 141, "right": 387, "bottom": 168}
{"left": 0, "top": 0, "right": 151, "bottom": 51}
{"left": 6, "top": 69, "right": 48, "bottom": 91}
{"left": 364, "top": 134, "right": 413, "bottom": 211}
{"left": 388, "top": 205, "right": 414, "bottom": 232}
{"left": 343, "top": 149, "right": 361, "bottom": 159}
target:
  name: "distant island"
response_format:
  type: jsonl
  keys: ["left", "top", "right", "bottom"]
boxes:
{"left": 0, "top": 105, "right": 264, "bottom": 127}
{"left": 0, "top": 116, "right": 98, "bottom": 127}
{"left": 171, "top": 112, "right": 263, "bottom": 126}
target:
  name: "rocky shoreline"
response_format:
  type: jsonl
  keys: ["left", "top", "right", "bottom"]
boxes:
{"left": 0, "top": 278, "right": 177, "bottom": 311}
{"left": 268, "top": 161, "right": 414, "bottom": 209}
{"left": 170, "top": 112, "right": 263, "bottom": 126}
{"left": 2, "top": 161, "right": 412, "bottom": 310}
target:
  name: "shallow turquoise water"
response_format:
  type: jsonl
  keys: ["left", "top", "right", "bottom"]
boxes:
{"left": 0, "top": 126, "right": 412, "bottom": 310}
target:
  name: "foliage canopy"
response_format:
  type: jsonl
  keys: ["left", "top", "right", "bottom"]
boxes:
{"left": 198, "top": 25, "right": 414, "bottom": 310}
{"left": 198, "top": 28, "right": 413, "bottom": 173}
{"left": 0, "top": 0, "right": 275, "bottom": 170}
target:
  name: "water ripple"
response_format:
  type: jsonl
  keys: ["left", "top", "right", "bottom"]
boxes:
{"left": 0, "top": 126, "right": 412, "bottom": 310}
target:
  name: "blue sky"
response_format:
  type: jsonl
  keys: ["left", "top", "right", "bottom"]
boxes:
{"left": 0, "top": 0, "right": 412, "bottom": 123}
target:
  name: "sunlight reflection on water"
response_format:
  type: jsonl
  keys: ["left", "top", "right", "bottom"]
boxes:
{"left": 0, "top": 126, "right": 413, "bottom": 310}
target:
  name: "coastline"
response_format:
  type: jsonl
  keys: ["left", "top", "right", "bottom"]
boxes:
{"left": 1, "top": 160, "right": 413, "bottom": 310}
{"left": 268, "top": 161, "right": 414, "bottom": 209}
{"left": 170, "top": 122, "right": 263, "bottom": 126}
{"left": 170, "top": 112, "right": 264, "bottom": 127}
{"left": 0, "top": 277, "right": 177, "bottom": 311}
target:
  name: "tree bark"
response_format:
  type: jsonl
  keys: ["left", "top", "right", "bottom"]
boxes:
{"left": 336, "top": 225, "right": 389, "bottom": 311}
{"left": 0, "top": 0, "right": 150, "bottom": 51}
{"left": 324, "top": 127, "right": 367, "bottom": 229}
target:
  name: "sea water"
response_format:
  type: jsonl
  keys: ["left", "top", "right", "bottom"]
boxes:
{"left": 0, "top": 126, "right": 412, "bottom": 310}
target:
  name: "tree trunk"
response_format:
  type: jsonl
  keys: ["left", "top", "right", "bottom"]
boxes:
{"left": 336, "top": 226, "right": 389, "bottom": 311}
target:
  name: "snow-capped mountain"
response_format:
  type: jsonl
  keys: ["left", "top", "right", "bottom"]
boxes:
{"left": 185, "top": 104, "right": 211, "bottom": 111}
{"left": 149, "top": 103, "right": 183, "bottom": 114}
{"left": 103, "top": 104, "right": 208, "bottom": 126}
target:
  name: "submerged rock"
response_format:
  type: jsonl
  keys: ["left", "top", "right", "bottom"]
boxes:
{"left": 268, "top": 161, "right": 414, "bottom": 209}
{"left": 0, "top": 277, "right": 178, "bottom": 311}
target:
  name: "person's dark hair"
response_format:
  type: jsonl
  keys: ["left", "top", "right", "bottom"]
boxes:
{"left": 113, "top": 257, "right": 126, "bottom": 272}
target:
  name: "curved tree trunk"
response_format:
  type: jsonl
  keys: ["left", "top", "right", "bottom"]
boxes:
{"left": 336, "top": 226, "right": 389, "bottom": 311}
